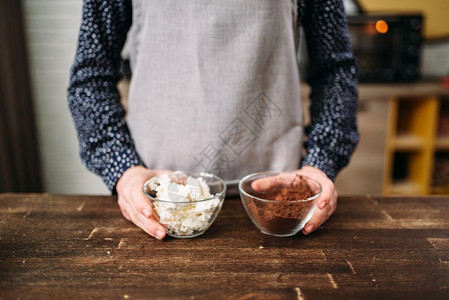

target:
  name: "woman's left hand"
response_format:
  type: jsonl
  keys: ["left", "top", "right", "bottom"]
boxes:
{"left": 295, "top": 166, "right": 337, "bottom": 235}
{"left": 251, "top": 165, "right": 337, "bottom": 235}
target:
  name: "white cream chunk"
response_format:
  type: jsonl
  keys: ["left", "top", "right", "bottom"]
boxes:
{"left": 151, "top": 172, "right": 221, "bottom": 236}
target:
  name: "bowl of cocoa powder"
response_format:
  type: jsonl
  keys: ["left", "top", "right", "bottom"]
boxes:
{"left": 238, "top": 171, "right": 322, "bottom": 237}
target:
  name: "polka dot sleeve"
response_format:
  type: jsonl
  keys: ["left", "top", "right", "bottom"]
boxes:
{"left": 67, "top": 0, "right": 144, "bottom": 192}
{"left": 299, "top": 0, "right": 360, "bottom": 181}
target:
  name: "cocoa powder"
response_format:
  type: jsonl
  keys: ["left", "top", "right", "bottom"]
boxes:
{"left": 246, "top": 175, "right": 317, "bottom": 235}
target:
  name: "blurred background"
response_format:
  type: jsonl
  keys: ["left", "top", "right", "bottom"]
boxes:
{"left": 1, "top": 0, "right": 448, "bottom": 195}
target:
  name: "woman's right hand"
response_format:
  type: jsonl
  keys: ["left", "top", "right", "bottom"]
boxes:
{"left": 116, "top": 165, "right": 171, "bottom": 239}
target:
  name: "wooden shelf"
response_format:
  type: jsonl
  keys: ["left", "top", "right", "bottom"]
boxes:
{"left": 391, "top": 180, "right": 423, "bottom": 195}
{"left": 393, "top": 134, "right": 426, "bottom": 151}
{"left": 383, "top": 96, "right": 439, "bottom": 195}
{"left": 381, "top": 86, "right": 449, "bottom": 195}
{"left": 431, "top": 186, "right": 449, "bottom": 194}
{"left": 435, "top": 137, "right": 449, "bottom": 150}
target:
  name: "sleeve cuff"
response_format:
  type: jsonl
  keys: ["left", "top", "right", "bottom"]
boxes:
{"left": 100, "top": 148, "right": 145, "bottom": 193}
{"left": 301, "top": 144, "right": 338, "bottom": 182}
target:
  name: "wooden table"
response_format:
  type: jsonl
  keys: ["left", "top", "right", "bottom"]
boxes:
{"left": 1, "top": 194, "right": 449, "bottom": 299}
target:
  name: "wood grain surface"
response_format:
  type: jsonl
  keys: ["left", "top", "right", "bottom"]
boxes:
{"left": 1, "top": 194, "right": 449, "bottom": 299}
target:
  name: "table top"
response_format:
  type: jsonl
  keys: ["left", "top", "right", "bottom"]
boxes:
{"left": 1, "top": 194, "right": 449, "bottom": 299}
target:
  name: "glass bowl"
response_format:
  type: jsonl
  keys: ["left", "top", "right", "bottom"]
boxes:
{"left": 143, "top": 171, "right": 226, "bottom": 238}
{"left": 238, "top": 171, "right": 322, "bottom": 237}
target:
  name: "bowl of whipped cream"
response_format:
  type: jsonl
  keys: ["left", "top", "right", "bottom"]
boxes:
{"left": 143, "top": 171, "right": 226, "bottom": 238}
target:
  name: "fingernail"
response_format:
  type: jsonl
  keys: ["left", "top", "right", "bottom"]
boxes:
{"left": 142, "top": 209, "right": 150, "bottom": 218}
{"left": 258, "top": 180, "right": 270, "bottom": 190}
{"left": 251, "top": 178, "right": 271, "bottom": 191}
{"left": 319, "top": 201, "right": 327, "bottom": 210}
{"left": 155, "top": 230, "right": 165, "bottom": 240}
{"left": 305, "top": 224, "right": 314, "bottom": 234}
{"left": 251, "top": 181, "right": 261, "bottom": 191}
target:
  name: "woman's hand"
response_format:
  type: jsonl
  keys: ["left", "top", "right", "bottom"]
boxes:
{"left": 251, "top": 166, "right": 337, "bottom": 235}
{"left": 295, "top": 166, "right": 337, "bottom": 235}
{"left": 116, "top": 166, "right": 171, "bottom": 240}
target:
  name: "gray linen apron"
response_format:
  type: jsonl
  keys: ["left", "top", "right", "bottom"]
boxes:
{"left": 127, "top": 0, "right": 303, "bottom": 194}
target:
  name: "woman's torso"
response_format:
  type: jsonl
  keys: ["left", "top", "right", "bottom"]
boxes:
{"left": 127, "top": 0, "right": 303, "bottom": 191}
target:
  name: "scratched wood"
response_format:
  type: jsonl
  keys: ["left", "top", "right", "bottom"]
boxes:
{"left": 1, "top": 194, "right": 449, "bottom": 299}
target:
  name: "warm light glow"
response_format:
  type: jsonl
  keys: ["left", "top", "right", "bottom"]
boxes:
{"left": 376, "top": 20, "right": 388, "bottom": 34}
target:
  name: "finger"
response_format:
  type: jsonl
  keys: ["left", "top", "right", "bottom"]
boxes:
{"left": 251, "top": 176, "right": 277, "bottom": 191}
{"left": 133, "top": 212, "right": 166, "bottom": 240}
{"left": 295, "top": 170, "right": 332, "bottom": 210}
{"left": 130, "top": 187, "right": 166, "bottom": 239}
{"left": 124, "top": 205, "right": 165, "bottom": 240}
{"left": 316, "top": 179, "right": 334, "bottom": 210}
{"left": 127, "top": 185, "right": 155, "bottom": 219}
{"left": 251, "top": 172, "right": 295, "bottom": 191}
{"left": 124, "top": 191, "right": 165, "bottom": 239}
{"left": 302, "top": 190, "right": 338, "bottom": 235}
{"left": 117, "top": 195, "right": 131, "bottom": 221}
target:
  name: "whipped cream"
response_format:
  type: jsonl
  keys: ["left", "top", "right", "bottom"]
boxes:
{"left": 149, "top": 172, "right": 221, "bottom": 236}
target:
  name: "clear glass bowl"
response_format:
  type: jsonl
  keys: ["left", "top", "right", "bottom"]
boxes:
{"left": 239, "top": 171, "right": 322, "bottom": 237}
{"left": 143, "top": 171, "right": 226, "bottom": 238}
